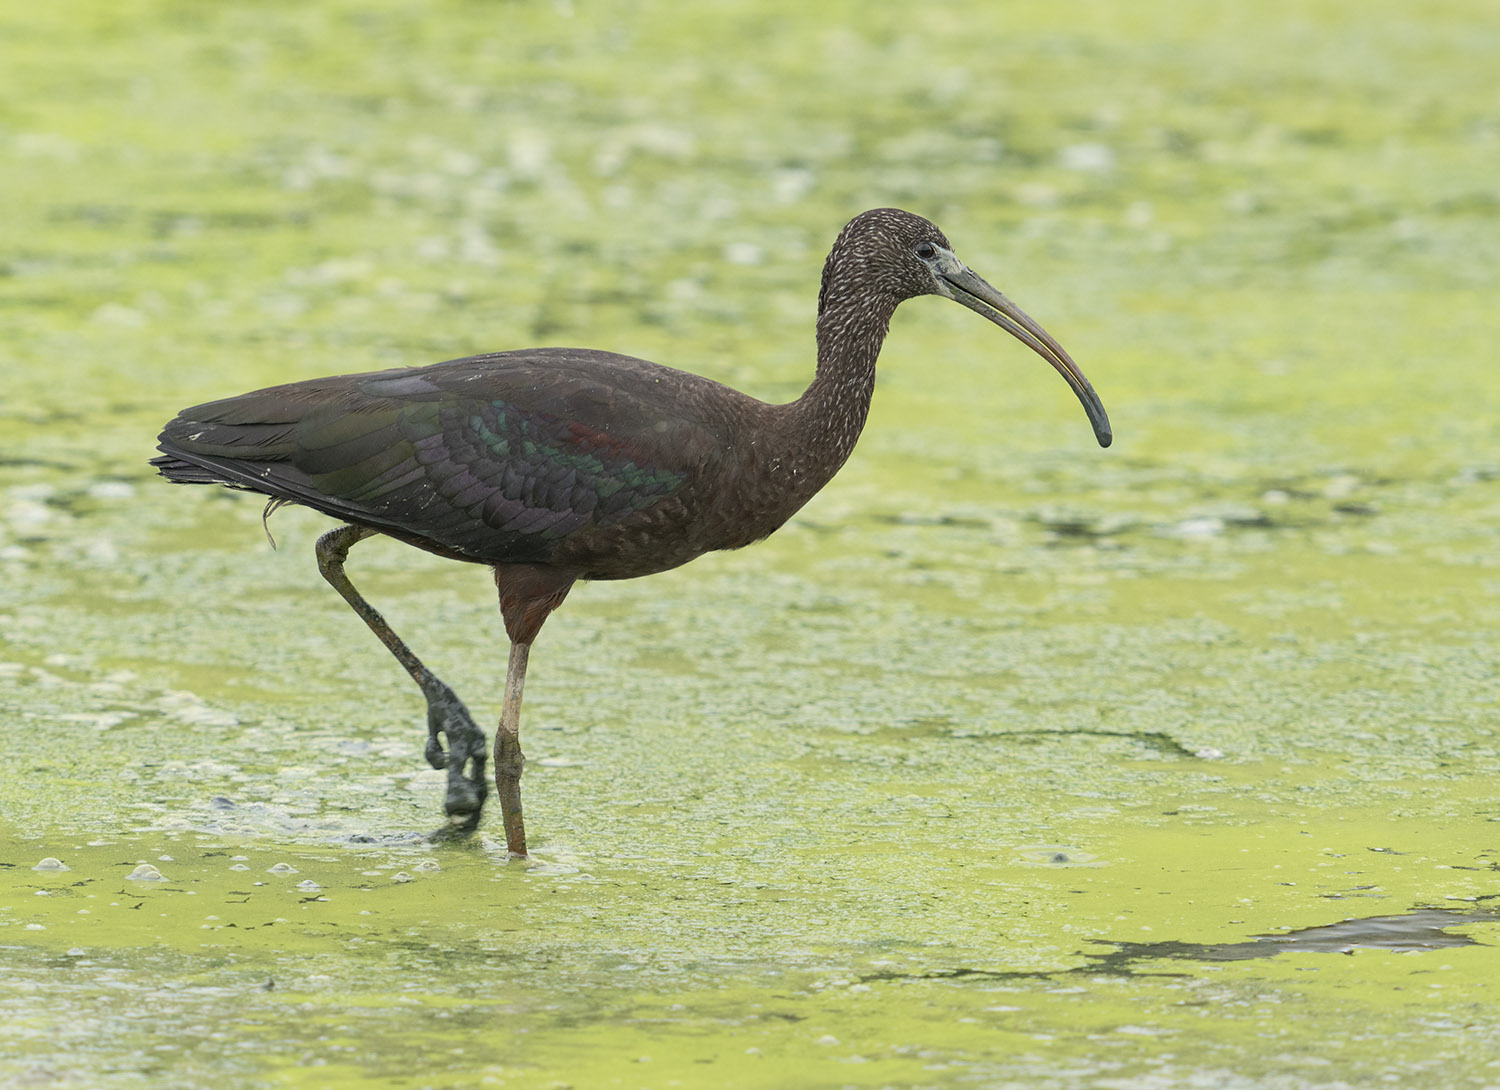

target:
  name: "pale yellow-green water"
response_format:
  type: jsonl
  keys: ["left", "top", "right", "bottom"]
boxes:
{"left": 3, "top": 2, "right": 1499, "bottom": 1087}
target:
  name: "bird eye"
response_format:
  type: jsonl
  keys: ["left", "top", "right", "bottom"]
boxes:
{"left": 914, "top": 241, "right": 938, "bottom": 260}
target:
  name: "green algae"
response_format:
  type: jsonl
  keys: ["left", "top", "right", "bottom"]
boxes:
{"left": 4, "top": 0, "right": 1500, "bottom": 1086}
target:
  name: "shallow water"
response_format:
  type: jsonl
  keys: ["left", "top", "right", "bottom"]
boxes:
{"left": 4, "top": 1, "right": 1500, "bottom": 1087}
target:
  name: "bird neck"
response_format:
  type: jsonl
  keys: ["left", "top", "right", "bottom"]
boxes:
{"left": 776, "top": 286, "right": 898, "bottom": 491}
{"left": 710, "top": 280, "right": 898, "bottom": 551}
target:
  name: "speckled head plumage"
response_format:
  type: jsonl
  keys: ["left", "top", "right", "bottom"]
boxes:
{"left": 817, "top": 208, "right": 953, "bottom": 317}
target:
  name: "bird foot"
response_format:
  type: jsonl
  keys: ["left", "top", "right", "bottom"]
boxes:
{"left": 420, "top": 677, "right": 489, "bottom": 832}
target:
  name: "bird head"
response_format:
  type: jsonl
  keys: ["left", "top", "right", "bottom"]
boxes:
{"left": 824, "top": 208, "right": 1112, "bottom": 448}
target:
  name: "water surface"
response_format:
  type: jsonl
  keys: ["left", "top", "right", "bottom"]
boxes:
{"left": 3, "top": 2, "right": 1499, "bottom": 1086}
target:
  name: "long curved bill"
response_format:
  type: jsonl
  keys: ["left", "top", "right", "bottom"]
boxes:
{"left": 936, "top": 251, "right": 1112, "bottom": 448}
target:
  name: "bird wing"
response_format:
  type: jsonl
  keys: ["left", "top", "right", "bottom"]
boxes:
{"left": 155, "top": 350, "right": 732, "bottom": 564}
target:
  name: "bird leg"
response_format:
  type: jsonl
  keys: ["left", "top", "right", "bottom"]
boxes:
{"left": 493, "top": 640, "right": 530, "bottom": 856}
{"left": 491, "top": 563, "right": 576, "bottom": 859}
{"left": 315, "top": 524, "right": 489, "bottom": 836}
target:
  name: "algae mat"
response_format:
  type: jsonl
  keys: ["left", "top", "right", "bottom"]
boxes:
{"left": 3, "top": 1, "right": 1499, "bottom": 1087}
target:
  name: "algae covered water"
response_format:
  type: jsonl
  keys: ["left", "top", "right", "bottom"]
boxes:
{"left": 3, "top": 1, "right": 1499, "bottom": 1087}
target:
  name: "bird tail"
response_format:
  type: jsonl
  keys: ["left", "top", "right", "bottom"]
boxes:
{"left": 149, "top": 453, "right": 240, "bottom": 486}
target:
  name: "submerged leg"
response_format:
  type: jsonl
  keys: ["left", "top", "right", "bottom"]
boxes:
{"left": 315, "top": 524, "right": 488, "bottom": 835}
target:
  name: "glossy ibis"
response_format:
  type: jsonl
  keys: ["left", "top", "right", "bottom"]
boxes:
{"left": 153, "top": 208, "right": 1111, "bottom": 856}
